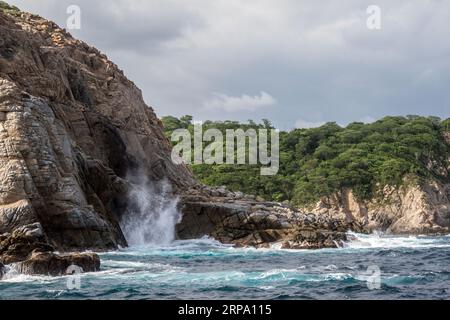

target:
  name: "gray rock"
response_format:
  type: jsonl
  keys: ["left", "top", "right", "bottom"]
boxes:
{"left": 177, "top": 192, "right": 351, "bottom": 249}
{"left": 0, "top": 8, "right": 195, "bottom": 263}
{"left": 0, "top": 262, "right": 5, "bottom": 280}
{"left": 16, "top": 251, "right": 100, "bottom": 276}
{"left": 234, "top": 191, "right": 244, "bottom": 198}
{"left": 0, "top": 7, "right": 357, "bottom": 268}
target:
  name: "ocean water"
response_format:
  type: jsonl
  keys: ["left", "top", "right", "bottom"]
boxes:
{"left": 1, "top": 233, "right": 450, "bottom": 300}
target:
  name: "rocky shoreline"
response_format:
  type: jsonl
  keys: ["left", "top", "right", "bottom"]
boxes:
{"left": 177, "top": 186, "right": 364, "bottom": 249}
{"left": 1, "top": 4, "right": 446, "bottom": 279}
{"left": 0, "top": 6, "right": 357, "bottom": 277}
{"left": 0, "top": 222, "right": 100, "bottom": 278}
{"left": 302, "top": 181, "right": 450, "bottom": 235}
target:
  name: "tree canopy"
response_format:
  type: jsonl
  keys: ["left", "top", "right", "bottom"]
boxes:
{"left": 161, "top": 115, "right": 450, "bottom": 206}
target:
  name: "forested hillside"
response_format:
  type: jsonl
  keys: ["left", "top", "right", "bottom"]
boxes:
{"left": 162, "top": 115, "right": 450, "bottom": 206}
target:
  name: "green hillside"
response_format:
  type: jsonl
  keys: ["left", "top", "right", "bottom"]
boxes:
{"left": 162, "top": 115, "right": 450, "bottom": 206}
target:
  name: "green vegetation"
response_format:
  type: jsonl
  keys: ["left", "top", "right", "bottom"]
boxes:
{"left": 162, "top": 115, "right": 450, "bottom": 206}
{"left": 0, "top": 1, "right": 19, "bottom": 12}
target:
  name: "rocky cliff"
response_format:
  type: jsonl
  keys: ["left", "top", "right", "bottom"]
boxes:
{"left": 0, "top": 5, "right": 196, "bottom": 275}
{"left": 305, "top": 180, "right": 450, "bottom": 234}
{"left": 0, "top": 4, "right": 350, "bottom": 277}
{"left": 306, "top": 131, "right": 450, "bottom": 234}
{"left": 0, "top": 5, "right": 194, "bottom": 249}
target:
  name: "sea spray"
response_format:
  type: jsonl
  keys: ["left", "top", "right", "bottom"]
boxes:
{"left": 121, "top": 174, "right": 181, "bottom": 246}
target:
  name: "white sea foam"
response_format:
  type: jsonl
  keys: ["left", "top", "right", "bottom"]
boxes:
{"left": 1, "top": 265, "right": 56, "bottom": 283}
{"left": 102, "top": 232, "right": 450, "bottom": 260}
{"left": 343, "top": 231, "right": 450, "bottom": 249}
{"left": 100, "top": 260, "right": 184, "bottom": 273}
{"left": 258, "top": 269, "right": 297, "bottom": 279}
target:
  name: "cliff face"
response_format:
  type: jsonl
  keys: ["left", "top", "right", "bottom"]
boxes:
{"left": 306, "top": 181, "right": 450, "bottom": 234}
{"left": 307, "top": 132, "right": 450, "bottom": 234}
{"left": 0, "top": 8, "right": 194, "bottom": 254}
{"left": 0, "top": 5, "right": 355, "bottom": 276}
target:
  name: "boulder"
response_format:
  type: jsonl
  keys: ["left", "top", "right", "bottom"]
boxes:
{"left": 16, "top": 251, "right": 100, "bottom": 276}
{"left": 0, "top": 222, "right": 101, "bottom": 277}
{"left": 0, "top": 223, "right": 54, "bottom": 264}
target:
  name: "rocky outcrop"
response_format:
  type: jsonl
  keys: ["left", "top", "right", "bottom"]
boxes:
{"left": 0, "top": 223, "right": 53, "bottom": 264}
{"left": 0, "top": 6, "right": 194, "bottom": 274}
{"left": 0, "top": 221, "right": 100, "bottom": 276}
{"left": 177, "top": 186, "right": 361, "bottom": 249}
{"left": 0, "top": 4, "right": 357, "bottom": 277}
{"left": 306, "top": 181, "right": 450, "bottom": 234}
{"left": 302, "top": 130, "right": 450, "bottom": 234}
{"left": 0, "top": 8, "right": 194, "bottom": 249}
{"left": 15, "top": 251, "right": 100, "bottom": 276}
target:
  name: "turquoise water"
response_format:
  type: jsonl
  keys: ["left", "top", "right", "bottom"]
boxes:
{"left": 1, "top": 233, "right": 450, "bottom": 300}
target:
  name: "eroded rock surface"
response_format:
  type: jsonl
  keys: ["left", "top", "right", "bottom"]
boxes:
{"left": 0, "top": 7, "right": 193, "bottom": 274}
{"left": 305, "top": 181, "right": 450, "bottom": 235}
{"left": 0, "top": 221, "right": 100, "bottom": 276}
{"left": 0, "top": 223, "right": 53, "bottom": 264}
{"left": 177, "top": 186, "right": 362, "bottom": 249}
{"left": 0, "top": 5, "right": 359, "bottom": 277}
{"left": 16, "top": 251, "right": 100, "bottom": 276}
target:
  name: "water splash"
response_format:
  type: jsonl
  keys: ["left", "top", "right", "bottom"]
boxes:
{"left": 121, "top": 175, "right": 181, "bottom": 247}
{"left": 343, "top": 231, "right": 450, "bottom": 249}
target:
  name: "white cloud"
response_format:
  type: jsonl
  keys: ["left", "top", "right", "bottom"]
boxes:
{"left": 203, "top": 91, "right": 276, "bottom": 112}
{"left": 295, "top": 118, "right": 326, "bottom": 129}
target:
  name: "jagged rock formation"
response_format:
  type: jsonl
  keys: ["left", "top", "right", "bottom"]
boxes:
{"left": 178, "top": 186, "right": 361, "bottom": 249}
{"left": 0, "top": 223, "right": 53, "bottom": 264}
{"left": 307, "top": 131, "right": 450, "bottom": 234}
{"left": 0, "top": 222, "right": 99, "bottom": 275}
{"left": 0, "top": 4, "right": 351, "bottom": 276}
{"left": 0, "top": 5, "right": 194, "bottom": 275}
{"left": 296, "top": 126, "right": 450, "bottom": 234}
{"left": 15, "top": 251, "right": 100, "bottom": 276}
{"left": 305, "top": 181, "right": 450, "bottom": 234}
{"left": 0, "top": 7, "right": 194, "bottom": 247}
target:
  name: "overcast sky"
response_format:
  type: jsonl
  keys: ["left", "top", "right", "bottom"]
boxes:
{"left": 8, "top": 0, "right": 450, "bottom": 129}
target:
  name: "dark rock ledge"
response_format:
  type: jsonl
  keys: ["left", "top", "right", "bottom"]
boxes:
{"left": 0, "top": 223, "right": 100, "bottom": 277}
{"left": 177, "top": 186, "right": 364, "bottom": 249}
